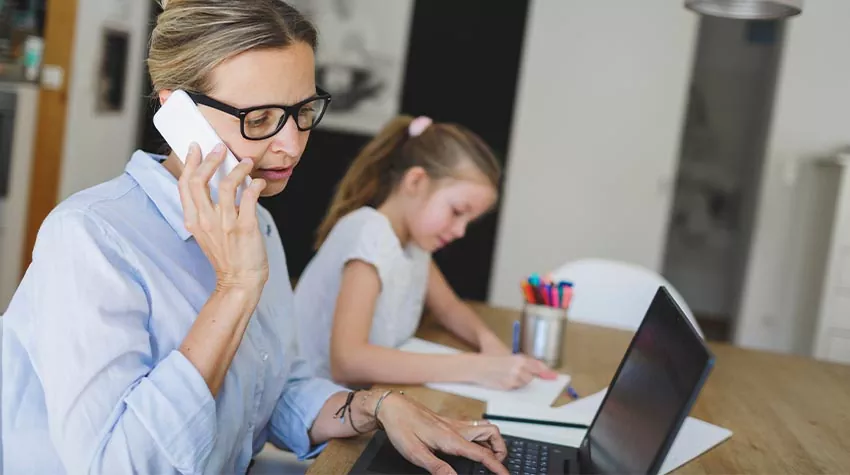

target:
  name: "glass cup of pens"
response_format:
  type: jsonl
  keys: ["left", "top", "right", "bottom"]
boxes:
{"left": 518, "top": 274, "right": 573, "bottom": 368}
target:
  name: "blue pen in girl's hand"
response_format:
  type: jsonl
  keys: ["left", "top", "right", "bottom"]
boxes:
{"left": 512, "top": 320, "right": 521, "bottom": 354}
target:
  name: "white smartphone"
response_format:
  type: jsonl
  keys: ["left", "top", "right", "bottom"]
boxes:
{"left": 153, "top": 89, "right": 250, "bottom": 200}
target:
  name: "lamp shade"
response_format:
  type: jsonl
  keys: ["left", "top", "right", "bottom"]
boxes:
{"left": 685, "top": 0, "right": 802, "bottom": 19}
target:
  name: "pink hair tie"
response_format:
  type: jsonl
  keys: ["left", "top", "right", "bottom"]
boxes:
{"left": 408, "top": 116, "right": 433, "bottom": 137}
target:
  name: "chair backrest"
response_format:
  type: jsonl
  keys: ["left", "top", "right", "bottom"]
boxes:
{"left": 550, "top": 258, "right": 703, "bottom": 337}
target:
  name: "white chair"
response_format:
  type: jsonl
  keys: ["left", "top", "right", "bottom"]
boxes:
{"left": 550, "top": 258, "right": 703, "bottom": 338}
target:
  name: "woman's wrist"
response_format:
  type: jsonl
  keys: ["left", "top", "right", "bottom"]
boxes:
{"left": 348, "top": 389, "right": 405, "bottom": 432}
{"left": 348, "top": 390, "right": 383, "bottom": 433}
{"left": 213, "top": 281, "right": 262, "bottom": 306}
{"left": 215, "top": 274, "right": 266, "bottom": 295}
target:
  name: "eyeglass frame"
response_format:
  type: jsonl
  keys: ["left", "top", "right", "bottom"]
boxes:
{"left": 185, "top": 87, "right": 332, "bottom": 141}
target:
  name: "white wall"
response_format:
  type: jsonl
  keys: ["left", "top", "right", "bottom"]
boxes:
{"left": 489, "top": 0, "right": 698, "bottom": 309}
{"left": 58, "top": 0, "right": 150, "bottom": 199}
{"left": 735, "top": 0, "right": 850, "bottom": 353}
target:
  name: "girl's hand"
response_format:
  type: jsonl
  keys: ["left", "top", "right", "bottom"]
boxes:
{"left": 478, "top": 332, "right": 512, "bottom": 356}
{"left": 177, "top": 143, "right": 269, "bottom": 292}
{"left": 471, "top": 355, "right": 558, "bottom": 390}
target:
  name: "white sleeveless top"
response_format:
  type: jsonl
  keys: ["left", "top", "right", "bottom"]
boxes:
{"left": 294, "top": 207, "right": 431, "bottom": 380}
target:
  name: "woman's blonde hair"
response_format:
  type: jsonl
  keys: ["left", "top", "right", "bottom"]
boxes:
{"left": 148, "top": 0, "right": 317, "bottom": 94}
{"left": 315, "top": 115, "right": 502, "bottom": 248}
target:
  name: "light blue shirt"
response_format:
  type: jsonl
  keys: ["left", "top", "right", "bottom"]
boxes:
{"left": 1, "top": 151, "right": 344, "bottom": 474}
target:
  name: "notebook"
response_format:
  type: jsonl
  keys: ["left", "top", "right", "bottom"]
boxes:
{"left": 398, "top": 337, "right": 570, "bottom": 406}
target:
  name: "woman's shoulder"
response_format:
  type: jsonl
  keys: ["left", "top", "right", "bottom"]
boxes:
{"left": 36, "top": 175, "right": 150, "bottom": 254}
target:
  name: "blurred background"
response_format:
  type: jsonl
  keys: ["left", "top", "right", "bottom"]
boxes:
{"left": 2, "top": 0, "right": 849, "bottom": 366}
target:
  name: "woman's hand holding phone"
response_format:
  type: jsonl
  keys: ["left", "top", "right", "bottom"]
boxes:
{"left": 178, "top": 142, "right": 269, "bottom": 293}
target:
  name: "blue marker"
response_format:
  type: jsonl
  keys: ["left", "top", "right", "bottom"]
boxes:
{"left": 512, "top": 320, "right": 521, "bottom": 354}
{"left": 566, "top": 385, "right": 579, "bottom": 400}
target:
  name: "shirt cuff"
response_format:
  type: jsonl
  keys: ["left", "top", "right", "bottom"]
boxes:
{"left": 272, "top": 377, "right": 345, "bottom": 460}
{"left": 124, "top": 350, "right": 217, "bottom": 472}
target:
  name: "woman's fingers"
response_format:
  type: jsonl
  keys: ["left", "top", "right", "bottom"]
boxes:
{"left": 237, "top": 178, "right": 266, "bottom": 229}
{"left": 218, "top": 158, "right": 254, "bottom": 228}
{"left": 189, "top": 144, "right": 226, "bottom": 224}
{"left": 440, "top": 435, "right": 507, "bottom": 475}
{"left": 178, "top": 143, "right": 202, "bottom": 232}
{"left": 418, "top": 450, "right": 457, "bottom": 475}
{"left": 459, "top": 423, "right": 507, "bottom": 462}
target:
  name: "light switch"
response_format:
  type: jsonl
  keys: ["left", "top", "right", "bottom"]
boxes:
{"left": 41, "top": 65, "right": 64, "bottom": 91}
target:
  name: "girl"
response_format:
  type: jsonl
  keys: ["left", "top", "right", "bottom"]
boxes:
{"left": 295, "top": 115, "right": 556, "bottom": 389}
{"left": 0, "top": 2, "right": 507, "bottom": 474}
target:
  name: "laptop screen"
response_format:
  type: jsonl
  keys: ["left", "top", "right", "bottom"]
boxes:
{"left": 579, "top": 287, "right": 714, "bottom": 474}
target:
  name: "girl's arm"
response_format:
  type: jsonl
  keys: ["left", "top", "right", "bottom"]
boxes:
{"left": 329, "top": 260, "right": 476, "bottom": 385}
{"left": 329, "top": 260, "right": 552, "bottom": 388}
{"left": 424, "top": 260, "right": 511, "bottom": 355}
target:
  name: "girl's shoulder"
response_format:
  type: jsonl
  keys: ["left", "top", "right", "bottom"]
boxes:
{"left": 330, "top": 207, "right": 400, "bottom": 247}
{"left": 323, "top": 207, "right": 405, "bottom": 275}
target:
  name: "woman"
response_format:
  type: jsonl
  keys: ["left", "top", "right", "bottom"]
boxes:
{"left": 0, "top": 1, "right": 507, "bottom": 474}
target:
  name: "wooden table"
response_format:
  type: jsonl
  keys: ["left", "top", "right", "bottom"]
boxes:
{"left": 308, "top": 303, "right": 850, "bottom": 474}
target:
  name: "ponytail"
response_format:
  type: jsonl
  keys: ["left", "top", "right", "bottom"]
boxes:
{"left": 315, "top": 115, "right": 414, "bottom": 248}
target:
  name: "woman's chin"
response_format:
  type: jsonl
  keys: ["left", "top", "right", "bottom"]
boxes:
{"left": 259, "top": 178, "right": 289, "bottom": 197}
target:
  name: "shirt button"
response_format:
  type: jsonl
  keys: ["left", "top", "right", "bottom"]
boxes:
{"left": 262, "top": 353, "right": 269, "bottom": 361}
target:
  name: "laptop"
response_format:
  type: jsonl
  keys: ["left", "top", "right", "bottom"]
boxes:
{"left": 349, "top": 286, "right": 715, "bottom": 475}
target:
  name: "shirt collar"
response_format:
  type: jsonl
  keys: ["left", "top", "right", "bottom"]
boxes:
{"left": 125, "top": 150, "right": 192, "bottom": 241}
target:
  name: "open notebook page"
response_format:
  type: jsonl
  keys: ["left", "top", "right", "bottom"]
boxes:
{"left": 398, "top": 337, "right": 570, "bottom": 406}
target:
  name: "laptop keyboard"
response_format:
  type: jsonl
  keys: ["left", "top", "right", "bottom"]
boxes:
{"left": 472, "top": 438, "right": 550, "bottom": 475}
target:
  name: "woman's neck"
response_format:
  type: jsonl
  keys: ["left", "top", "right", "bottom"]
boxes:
{"left": 376, "top": 197, "right": 411, "bottom": 247}
{"left": 162, "top": 152, "right": 183, "bottom": 181}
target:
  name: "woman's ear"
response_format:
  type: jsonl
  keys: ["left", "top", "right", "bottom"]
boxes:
{"left": 401, "top": 166, "right": 431, "bottom": 197}
{"left": 158, "top": 89, "right": 173, "bottom": 106}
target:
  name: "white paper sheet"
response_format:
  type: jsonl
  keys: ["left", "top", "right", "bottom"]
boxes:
{"left": 487, "top": 389, "right": 732, "bottom": 474}
{"left": 398, "top": 338, "right": 570, "bottom": 406}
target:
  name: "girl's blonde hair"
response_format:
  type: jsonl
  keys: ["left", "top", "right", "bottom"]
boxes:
{"left": 316, "top": 115, "right": 501, "bottom": 248}
{"left": 148, "top": 0, "right": 317, "bottom": 94}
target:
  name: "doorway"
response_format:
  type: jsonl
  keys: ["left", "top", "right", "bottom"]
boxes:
{"left": 662, "top": 17, "right": 785, "bottom": 341}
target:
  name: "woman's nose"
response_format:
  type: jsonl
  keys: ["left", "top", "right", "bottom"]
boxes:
{"left": 270, "top": 116, "right": 304, "bottom": 156}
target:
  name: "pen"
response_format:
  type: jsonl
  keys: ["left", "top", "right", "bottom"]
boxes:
{"left": 566, "top": 385, "right": 579, "bottom": 399}
{"left": 532, "top": 285, "right": 545, "bottom": 305}
{"left": 557, "top": 284, "right": 564, "bottom": 308}
{"left": 481, "top": 414, "right": 589, "bottom": 430}
{"left": 512, "top": 321, "right": 520, "bottom": 354}
{"left": 520, "top": 281, "right": 535, "bottom": 304}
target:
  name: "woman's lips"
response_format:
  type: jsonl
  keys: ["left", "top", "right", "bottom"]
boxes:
{"left": 257, "top": 166, "right": 293, "bottom": 181}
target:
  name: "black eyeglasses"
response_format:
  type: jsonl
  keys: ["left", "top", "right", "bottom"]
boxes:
{"left": 186, "top": 87, "right": 332, "bottom": 141}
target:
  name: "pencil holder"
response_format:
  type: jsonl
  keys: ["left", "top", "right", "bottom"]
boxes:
{"left": 520, "top": 303, "right": 568, "bottom": 368}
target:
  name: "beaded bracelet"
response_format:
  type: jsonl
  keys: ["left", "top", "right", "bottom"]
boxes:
{"left": 333, "top": 390, "right": 368, "bottom": 434}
